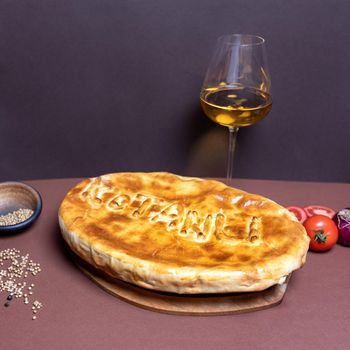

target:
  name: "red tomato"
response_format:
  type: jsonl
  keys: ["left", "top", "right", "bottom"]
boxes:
{"left": 286, "top": 206, "right": 307, "bottom": 223}
{"left": 303, "top": 205, "right": 335, "bottom": 219}
{"left": 303, "top": 215, "right": 339, "bottom": 252}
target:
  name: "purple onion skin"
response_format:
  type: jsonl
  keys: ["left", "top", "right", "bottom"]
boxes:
{"left": 333, "top": 208, "right": 350, "bottom": 246}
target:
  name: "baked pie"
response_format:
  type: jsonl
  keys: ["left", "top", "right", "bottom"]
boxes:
{"left": 59, "top": 172, "right": 309, "bottom": 293}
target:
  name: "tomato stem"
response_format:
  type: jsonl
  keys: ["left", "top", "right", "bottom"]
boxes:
{"left": 314, "top": 230, "right": 327, "bottom": 244}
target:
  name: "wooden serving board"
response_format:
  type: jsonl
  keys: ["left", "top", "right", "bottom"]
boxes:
{"left": 73, "top": 254, "right": 291, "bottom": 316}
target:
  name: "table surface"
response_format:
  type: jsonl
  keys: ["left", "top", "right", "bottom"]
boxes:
{"left": 1, "top": 177, "right": 350, "bottom": 350}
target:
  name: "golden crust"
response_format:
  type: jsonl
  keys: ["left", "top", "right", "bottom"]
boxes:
{"left": 59, "top": 172, "right": 309, "bottom": 293}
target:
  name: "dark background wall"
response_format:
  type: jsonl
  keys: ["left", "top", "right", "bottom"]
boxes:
{"left": 0, "top": 0, "right": 349, "bottom": 182}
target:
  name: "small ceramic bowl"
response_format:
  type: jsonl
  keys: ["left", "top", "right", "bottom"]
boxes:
{"left": 0, "top": 182, "right": 42, "bottom": 232}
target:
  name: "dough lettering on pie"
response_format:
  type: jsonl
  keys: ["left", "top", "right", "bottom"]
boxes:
{"left": 79, "top": 184, "right": 259, "bottom": 243}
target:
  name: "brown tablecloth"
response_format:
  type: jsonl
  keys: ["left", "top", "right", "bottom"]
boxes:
{"left": 1, "top": 178, "right": 350, "bottom": 350}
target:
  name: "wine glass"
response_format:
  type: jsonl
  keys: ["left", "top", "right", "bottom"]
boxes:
{"left": 200, "top": 34, "right": 272, "bottom": 182}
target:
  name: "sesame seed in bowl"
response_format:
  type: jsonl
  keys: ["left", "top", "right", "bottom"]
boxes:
{"left": 0, "top": 182, "right": 42, "bottom": 232}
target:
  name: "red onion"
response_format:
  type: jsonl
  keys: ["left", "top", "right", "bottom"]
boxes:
{"left": 333, "top": 208, "right": 350, "bottom": 246}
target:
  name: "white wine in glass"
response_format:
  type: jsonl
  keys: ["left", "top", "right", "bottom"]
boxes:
{"left": 200, "top": 34, "right": 272, "bottom": 182}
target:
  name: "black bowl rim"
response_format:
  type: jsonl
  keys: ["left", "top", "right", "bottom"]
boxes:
{"left": 0, "top": 181, "right": 43, "bottom": 232}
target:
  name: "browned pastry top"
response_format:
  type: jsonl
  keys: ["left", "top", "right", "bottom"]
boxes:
{"left": 59, "top": 172, "right": 309, "bottom": 293}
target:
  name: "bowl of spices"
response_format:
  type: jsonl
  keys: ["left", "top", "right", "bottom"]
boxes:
{"left": 0, "top": 182, "right": 42, "bottom": 232}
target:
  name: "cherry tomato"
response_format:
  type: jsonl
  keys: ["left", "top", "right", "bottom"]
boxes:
{"left": 303, "top": 215, "right": 339, "bottom": 252}
{"left": 303, "top": 205, "right": 335, "bottom": 219}
{"left": 287, "top": 206, "right": 307, "bottom": 223}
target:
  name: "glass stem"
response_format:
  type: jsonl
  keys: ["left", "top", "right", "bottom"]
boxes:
{"left": 226, "top": 126, "right": 239, "bottom": 183}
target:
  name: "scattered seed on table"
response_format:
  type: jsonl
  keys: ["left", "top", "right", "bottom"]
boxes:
{"left": 0, "top": 248, "right": 43, "bottom": 319}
